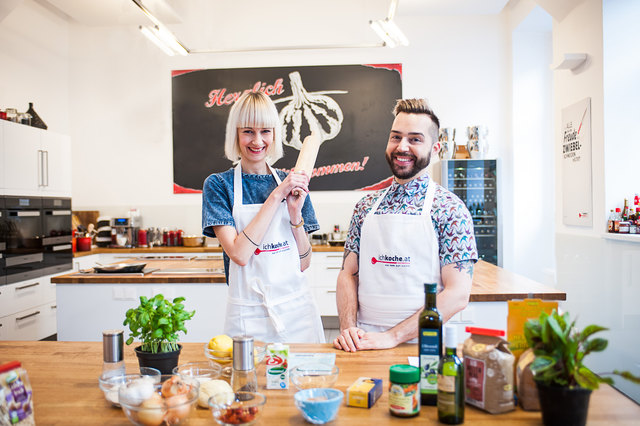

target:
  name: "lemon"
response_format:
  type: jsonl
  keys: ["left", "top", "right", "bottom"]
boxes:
{"left": 208, "top": 334, "right": 233, "bottom": 358}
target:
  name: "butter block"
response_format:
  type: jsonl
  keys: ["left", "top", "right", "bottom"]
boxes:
{"left": 346, "top": 377, "right": 383, "bottom": 408}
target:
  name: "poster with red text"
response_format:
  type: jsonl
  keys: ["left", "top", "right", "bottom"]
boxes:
{"left": 171, "top": 64, "right": 402, "bottom": 193}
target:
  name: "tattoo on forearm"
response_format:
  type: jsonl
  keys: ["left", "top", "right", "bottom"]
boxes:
{"left": 453, "top": 260, "right": 474, "bottom": 278}
{"left": 341, "top": 250, "right": 359, "bottom": 277}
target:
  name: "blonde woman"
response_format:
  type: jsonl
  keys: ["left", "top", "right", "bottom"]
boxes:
{"left": 202, "top": 91, "right": 324, "bottom": 343}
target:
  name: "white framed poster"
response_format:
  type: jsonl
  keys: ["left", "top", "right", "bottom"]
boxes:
{"left": 561, "top": 97, "right": 592, "bottom": 226}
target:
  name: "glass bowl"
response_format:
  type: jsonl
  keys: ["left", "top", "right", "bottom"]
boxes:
{"left": 98, "top": 367, "right": 161, "bottom": 407}
{"left": 173, "top": 361, "right": 222, "bottom": 383}
{"left": 209, "top": 391, "right": 266, "bottom": 426}
{"left": 203, "top": 342, "right": 266, "bottom": 366}
{"left": 119, "top": 374, "right": 199, "bottom": 425}
{"left": 290, "top": 363, "right": 339, "bottom": 391}
{"left": 294, "top": 388, "right": 344, "bottom": 424}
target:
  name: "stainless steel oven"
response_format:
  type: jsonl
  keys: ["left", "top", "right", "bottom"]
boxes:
{"left": 4, "top": 196, "right": 45, "bottom": 283}
{"left": 0, "top": 197, "right": 6, "bottom": 285}
{"left": 41, "top": 197, "right": 73, "bottom": 274}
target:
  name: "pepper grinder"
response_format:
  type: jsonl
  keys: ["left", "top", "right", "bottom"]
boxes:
{"left": 230, "top": 335, "right": 257, "bottom": 393}
{"left": 102, "top": 329, "right": 125, "bottom": 379}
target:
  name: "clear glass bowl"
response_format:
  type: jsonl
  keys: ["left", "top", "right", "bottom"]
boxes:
{"left": 294, "top": 388, "right": 344, "bottom": 424}
{"left": 209, "top": 391, "right": 266, "bottom": 426}
{"left": 290, "top": 363, "right": 339, "bottom": 391}
{"left": 173, "top": 361, "right": 222, "bottom": 383}
{"left": 203, "top": 342, "right": 266, "bottom": 366}
{"left": 119, "top": 374, "right": 199, "bottom": 425}
{"left": 98, "top": 367, "right": 161, "bottom": 407}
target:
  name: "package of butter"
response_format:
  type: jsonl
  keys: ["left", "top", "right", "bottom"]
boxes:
{"left": 346, "top": 377, "right": 383, "bottom": 408}
{"left": 0, "top": 361, "right": 35, "bottom": 425}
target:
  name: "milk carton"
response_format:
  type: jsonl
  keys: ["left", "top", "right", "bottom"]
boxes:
{"left": 266, "top": 343, "right": 289, "bottom": 389}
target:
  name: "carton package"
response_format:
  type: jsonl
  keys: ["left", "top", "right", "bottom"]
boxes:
{"left": 463, "top": 327, "right": 515, "bottom": 414}
{"left": 516, "top": 349, "right": 540, "bottom": 411}
{"left": 346, "top": 377, "right": 383, "bottom": 408}
{"left": 507, "top": 299, "right": 558, "bottom": 362}
{"left": 266, "top": 343, "right": 289, "bottom": 389}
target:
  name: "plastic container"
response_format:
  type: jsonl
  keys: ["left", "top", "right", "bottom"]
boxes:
{"left": 294, "top": 388, "right": 344, "bottom": 424}
{"left": 388, "top": 365, "right": 420, "bottom": 417}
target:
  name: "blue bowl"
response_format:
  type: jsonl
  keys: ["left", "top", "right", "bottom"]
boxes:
{"left": 294, "top": 388, "right": 344, "bottom": 424}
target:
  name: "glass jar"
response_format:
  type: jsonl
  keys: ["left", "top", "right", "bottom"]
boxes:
{"left": 389, "top": 364, "right": 420, "bottom": 417}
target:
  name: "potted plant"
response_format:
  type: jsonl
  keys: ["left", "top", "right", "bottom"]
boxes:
{"left": 123, "top": 294, "right": 195, "bottom": 374}
{"left": 524, "top": 309, "right": 639, "bottom": 426}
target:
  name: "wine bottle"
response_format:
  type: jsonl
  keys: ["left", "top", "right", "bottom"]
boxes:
{"left": 438, "top": 325, "right": 464, "bottom": 424}
{"left": 419, "top": 283, "right": 442, "bottom": 406}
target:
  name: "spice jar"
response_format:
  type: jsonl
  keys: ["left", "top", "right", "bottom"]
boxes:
{"left": 389, "top": 364, "right": 420, "bottom": 417}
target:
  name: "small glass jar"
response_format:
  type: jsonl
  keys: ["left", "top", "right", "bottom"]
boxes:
{"left": 389, "top": 364, "right": 420, "bottom": 417}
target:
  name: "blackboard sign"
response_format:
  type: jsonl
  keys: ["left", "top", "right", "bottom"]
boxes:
{"left": 172, "top": 64, "right": 402, "bottom": 193}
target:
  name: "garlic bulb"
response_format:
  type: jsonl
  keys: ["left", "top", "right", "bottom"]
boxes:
{"left": 280, "top": 72, "right": 344, "bottom": 149}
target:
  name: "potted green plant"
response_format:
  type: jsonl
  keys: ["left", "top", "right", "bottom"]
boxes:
{"left": 524, "top": 309, "right": 639, "bottom": 426}
{"left": 123, "top": 294, "right": 195, "bottom": 374}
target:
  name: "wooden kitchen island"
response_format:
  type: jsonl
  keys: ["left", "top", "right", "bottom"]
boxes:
{"left": 0, "top": 341, "right": 637, "bottom": 425}
{"left": 52, "top": 255, "right": 566, "bottom": 342}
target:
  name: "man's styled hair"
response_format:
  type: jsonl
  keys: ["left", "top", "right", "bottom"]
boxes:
{"left": 393, "top": 98, "right": 440, "bottom": 141}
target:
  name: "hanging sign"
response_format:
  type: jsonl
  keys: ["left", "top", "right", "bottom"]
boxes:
{"left": 561, "top": 97, "right": 592, "bottom": 227}
{"left": 171, "top": 64, "right": 402, "bottom": 193}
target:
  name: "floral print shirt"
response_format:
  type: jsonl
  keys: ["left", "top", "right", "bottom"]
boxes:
{"left": 344, "top": 174, "right": 478, "bottom": 267}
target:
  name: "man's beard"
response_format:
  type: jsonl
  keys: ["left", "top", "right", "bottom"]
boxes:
{"left": 385, "top": 151, "right": 431, "bottom": 180}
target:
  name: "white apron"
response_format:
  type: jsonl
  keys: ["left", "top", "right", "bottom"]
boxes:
{"left": 357, "top": 179, "right": 442, "bottom": 341}
{"left": 224, "top": 164, "right": 325, "bottom": 343}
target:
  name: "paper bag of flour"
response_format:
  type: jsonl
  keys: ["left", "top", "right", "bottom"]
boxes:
{"left": 463, "top": 327, "right": 515, "bottom": 414}
{"left": 516, "top": 348, "right": 540, "bottom": 411}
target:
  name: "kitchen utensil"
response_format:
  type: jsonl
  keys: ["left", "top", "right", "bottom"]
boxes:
{"left": 292, "top": 131, "right": 321, "bottom": 196}
{"left": 93, "top": 262, "right": 147, "bottom": 273}
{"left": 182, "top": 235, "right": 203, "bottom": 247}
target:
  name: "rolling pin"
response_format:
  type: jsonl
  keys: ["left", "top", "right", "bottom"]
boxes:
{"left": 292, "top": 132, "right": 322, "bottom": 196}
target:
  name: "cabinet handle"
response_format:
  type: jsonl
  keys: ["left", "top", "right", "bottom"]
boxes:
{"left": 44, "top": 150, "right": 49, "bottom": 186}
{"left": 50, "top": 305, "right": 57, "bottom": 309}
{"left": 326, "top": 290, "right": 337, "bottom": 293}
{"left": 15, "top": 282, "right": 40, "bottom": 291}
{"left": 327, "top": 255, "right": 343, "bottom": 258}
{"left": 38, "top": 150, "right": 44, "bottom": 187}
{"left": 326, "top": 267, "right": 341, "bottom": 270}
{"left": 16, "top": 311, "right": 41, "bottom": 321}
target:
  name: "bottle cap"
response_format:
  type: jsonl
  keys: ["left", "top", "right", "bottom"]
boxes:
{"left": 389, "top": 364, "right": 420, "bottom": 384}
{"left": 102, "top": 329, "right": 124, "bottom": 363}
{"left": 444, "top": 324, "right": 458, "bottom": 349}
{"left": 232, "top": 335, "right": 255, "bottom": 371}
{"left": 616, "top": 208, "right": 621, "bottom": 212}
{"left": 424, "top": 283, "right": 437, "bottom": 294}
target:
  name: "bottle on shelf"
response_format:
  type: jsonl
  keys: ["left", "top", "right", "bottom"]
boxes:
{"left": 438, "top": 325, "right": 464, "bottom": 425}
{"left": 607, "top": 209, "right": 615, "bottom": 232}
{"left": 613, "top": 208, "right": 622, "bottom": 233}
{"left": 419, "top": 283, "right": 442, "bottom": 406}
{"left": 622, "top": 198, "right": 629, "bottom": 221}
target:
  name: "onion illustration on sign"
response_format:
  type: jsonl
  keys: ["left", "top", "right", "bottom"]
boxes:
{"left": 277, "top": 71, "right": 346, "bottom": 150}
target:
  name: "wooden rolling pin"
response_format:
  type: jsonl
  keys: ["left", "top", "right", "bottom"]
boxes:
{"left": 292, "top": 132, "right": 322, "bottom": 196}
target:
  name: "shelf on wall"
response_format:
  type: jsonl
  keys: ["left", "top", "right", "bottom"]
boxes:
{"left": 602, "top": 233, "right": 640, "bottom": 243}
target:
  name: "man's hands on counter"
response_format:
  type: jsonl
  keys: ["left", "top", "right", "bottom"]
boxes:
{"left": 333, "top": 327, "right": 398, "bottom": 352}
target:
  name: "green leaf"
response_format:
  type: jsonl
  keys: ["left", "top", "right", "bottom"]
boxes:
{"left": 613, "top": 370, "right": 640, "bottom": 384}
{"left": 158, "top": 317, "right": 169, "bottom": 326}
{"left": 578, "top": 325, "right": 608, "bottom": 342}
{"left": 546, "top": 314, "right": 567, "bottom": 344}
{"left": 583, "top": 338, "right": 608, "bottom": 354}
{"left": 531, "top": 356, "right": 555, "bottom": 374}
{"left": 125, "top": 336, "right": 134, "bottom": 345}
{"left": 173, "top": 297, "right": 185, "bottom": 304}
{"left": 575, "top": 367, "right": 601, "bottom": 390}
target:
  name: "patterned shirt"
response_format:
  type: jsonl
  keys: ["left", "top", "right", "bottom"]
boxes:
{"left": 344, "top": 173, "right": 478, "bottom": 267}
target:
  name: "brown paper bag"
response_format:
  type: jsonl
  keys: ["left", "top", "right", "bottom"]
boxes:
{"left": 516, "top": 348, "right": 540, "bottom": 411}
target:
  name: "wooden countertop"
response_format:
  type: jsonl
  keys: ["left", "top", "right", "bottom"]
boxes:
{"left": 1, "top": 341, "right": 636, "bottom": 425}
{"left": 53, "top": 256, "right": 566, "bottom": 302}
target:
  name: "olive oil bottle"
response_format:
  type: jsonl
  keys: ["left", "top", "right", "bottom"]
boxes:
{"left": 419, "top": 282, "right": 442, "bottom": 406}
{"left": 438, "top": 325, "right": 464, "bottom": 424}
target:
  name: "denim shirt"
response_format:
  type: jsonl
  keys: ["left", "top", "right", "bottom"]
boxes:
{"left": 202, "top": 167, "right": 320, "bottom": 282}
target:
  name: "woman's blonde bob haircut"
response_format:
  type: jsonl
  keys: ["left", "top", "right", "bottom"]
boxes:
{"left": 224, "top": 91, "right": 283, "bottom": 165}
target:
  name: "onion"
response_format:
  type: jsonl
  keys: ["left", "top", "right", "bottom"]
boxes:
{"left": 161, "top": 376, "right": 190, "bottom": 397}
{"left": 165, "top": 394, "right": 190, "bottom": 423}
{"left": 137, "top": 393, "right": 166, "bottom": 426}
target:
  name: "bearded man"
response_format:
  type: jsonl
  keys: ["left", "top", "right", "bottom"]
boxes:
{"left": 334, "top": 98, "right": 477, "bottom": 352}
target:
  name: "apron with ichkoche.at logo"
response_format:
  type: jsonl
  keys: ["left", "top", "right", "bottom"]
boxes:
{"left": 358, "top": 179, "right": 442, "bottom": 337}
{"left": 224, "top": 163, "right": 325, "bottom": 343}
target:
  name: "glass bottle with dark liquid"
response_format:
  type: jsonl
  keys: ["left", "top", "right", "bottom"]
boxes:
{"left": 419, "top": 282, "right": 442, "bottom": 406}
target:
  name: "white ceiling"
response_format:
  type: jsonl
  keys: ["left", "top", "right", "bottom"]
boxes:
{"left": 40, "top": 0, "right": 511, "bottom": 51}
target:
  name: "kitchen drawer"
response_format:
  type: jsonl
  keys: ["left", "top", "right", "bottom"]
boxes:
{"left": 0, "top": 276, "right": 52, "bottom": 317}
{"left": 311, "top": 287, "right": 338, "bottom": 316}
{"left": 0, "top": 300, "right": 57, "bottom": 341}
{"left": 307, "top": 253, "right": 342, "bottom": 288}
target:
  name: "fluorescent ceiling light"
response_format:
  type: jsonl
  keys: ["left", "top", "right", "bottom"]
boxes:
{"left": 139, "top": 25, "right": 175, "bottom": 56}
{"left": 369, "top": 0, "right": 409, "bottom": 48}
{"left": 370, "top": 20, "right": 396, "bottom": 48}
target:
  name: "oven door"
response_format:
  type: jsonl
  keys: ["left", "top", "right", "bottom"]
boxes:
{"left": 41, "top": 197, "right": 73, "bottom": 274}
{"left": 4, "top": 196, "right": 45, "bottom": 284}
{"left": 0, "top": 198, "right": 7, "bottom": 285}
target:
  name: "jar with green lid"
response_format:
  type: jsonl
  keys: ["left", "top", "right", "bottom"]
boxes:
{"left": 389, "top": 364, "right": 420, "bottom": 417}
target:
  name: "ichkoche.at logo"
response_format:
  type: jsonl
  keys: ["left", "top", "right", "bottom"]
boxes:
{"left": 254, "top": 240, "right": 290, "bottom": 256}
{"left": 370, "top": 254, "right": 411, "bottom": 268}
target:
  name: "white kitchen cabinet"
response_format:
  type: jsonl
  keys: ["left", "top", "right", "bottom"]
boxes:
{"left": 305, "top": 252, "right": 342, "bottom": 316}
{"left": 0, "top": 120, "right": 71, "bottom": 197}
{"left": 0, "top": 301, "right": 57, "bottom": 341}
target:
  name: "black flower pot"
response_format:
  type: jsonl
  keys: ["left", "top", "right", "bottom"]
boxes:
{"left": 134, "top": 344, "right": 182, "bottom": 375}
{"left": 536, "top": 381, "right": 592, "bottom": 426}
